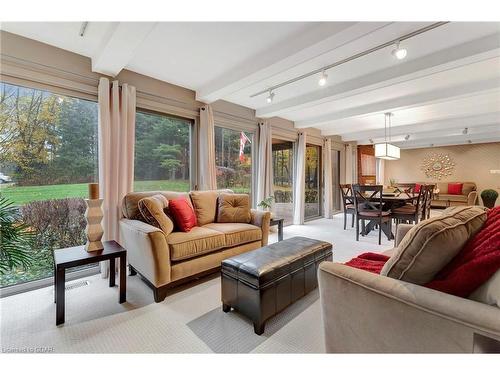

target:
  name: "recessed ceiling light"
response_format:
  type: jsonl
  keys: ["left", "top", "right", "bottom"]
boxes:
{"left": 318, "top": 71, "right": 328, "bottom": 86}
{"left": 392, "top": 41, "right": 407, "bottom": 60}
{"left": 266, "top": 91, "right": 275, "bottom": 104}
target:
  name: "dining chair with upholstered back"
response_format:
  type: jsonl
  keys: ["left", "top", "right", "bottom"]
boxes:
{"left": 352, "top": 184, "right": 392, "bottom": 245}
{"left": 339, "top": 184, "right": 355, "bottom": 230}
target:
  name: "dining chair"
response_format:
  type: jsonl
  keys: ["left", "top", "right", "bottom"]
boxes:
{"left": 391, "top": 185, "right": 427, "bottom": 230}
{"left": 422, "top": 184, "right": 435, "bottom": 220}
{"left": 339, "top": 184, "right": 355, "bottom": 230}
{"left": 394, "top": 183, "right": 417, "bottom": 199}
{"left": 352, "top": 184, "right": 391, "bottom": 245}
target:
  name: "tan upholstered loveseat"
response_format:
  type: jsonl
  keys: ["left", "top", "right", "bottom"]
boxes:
{"left": 431, "top": 181, "right": 477, "bottom": 207}
{"left": 119, "top": 190, "right": 270, "bottom": 302}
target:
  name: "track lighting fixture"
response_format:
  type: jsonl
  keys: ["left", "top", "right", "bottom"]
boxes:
{"left": 462, "top": 128, "right": 468, "bottom": 135}
{"left": 392, "top": 41, "right": 407, "bottom": 60}
{"left": 266, "top": 90, "right": 275, "bottom": 104}
{"left": 404, "top": 134, "right": 410, "bottom": 141}
{"left": 252, "top": 22, "right": 448, "bottom": 102}
{"left": 318, "top": 70, "right": 328, "bottom": 86}
{"left": 369, "top": 139, "right": 374, "bottom": 144}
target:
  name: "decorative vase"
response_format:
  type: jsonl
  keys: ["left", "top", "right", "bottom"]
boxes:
{"left": 84, "top": 198, "right": 104, "bottom": 252}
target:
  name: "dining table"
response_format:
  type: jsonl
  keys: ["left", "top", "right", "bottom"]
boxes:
{"left": 358, "top": 192, "right": 419, "bottom": 240}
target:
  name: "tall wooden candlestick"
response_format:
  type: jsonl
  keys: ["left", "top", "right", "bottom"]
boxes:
{"left": 85, "top": 183, "right": 104, "bottom": 252}
{"left": 88, "top": 183, "right": 99, "bottom": 199}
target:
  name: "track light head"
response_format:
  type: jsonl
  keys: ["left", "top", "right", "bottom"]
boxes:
{"left": 369, "top": 139, "right": 374, "bottom": 144}
{"left": 404, "top": 134, "right": 410, "bottom": 141}
{"left": 266, "top": 91, "right": 275, "bottom": 104}
{"left": 318, "top": 71, "right": 328, "bottom": 86}
{"left": 462, "top": 127, "right": 468, "bottom": 135}
{"left": 392, "top": 41, "right": 407, "bottom": 60}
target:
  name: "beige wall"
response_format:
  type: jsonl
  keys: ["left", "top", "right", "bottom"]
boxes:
{"left": 384, "top": 142, "right": 500, "bottom": 201}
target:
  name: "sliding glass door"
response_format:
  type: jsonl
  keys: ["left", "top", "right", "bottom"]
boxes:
{"left": 305, "top": 144, "right": 322, "bottom": 220}
{"left": 272, "top": 139, "right": 294, "bottom": 225}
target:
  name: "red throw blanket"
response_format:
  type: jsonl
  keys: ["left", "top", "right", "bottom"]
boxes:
{"left": 425, "top": 206, "right": 500, "bottom": 297}
{"left": 344, "top": 252, "right": 390, "bottom": 274}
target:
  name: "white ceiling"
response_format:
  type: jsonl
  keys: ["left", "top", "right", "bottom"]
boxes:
{"left": 1, "top": 21, "right": 500, "bottom": 149}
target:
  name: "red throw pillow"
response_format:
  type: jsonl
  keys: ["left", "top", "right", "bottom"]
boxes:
{"left": 425, "top": 206, "right": 500, "bottom": 297}
{"left": 448, "top": 183, "right": 463, "bottom": 195}
{"left": 168, "top": 198, "right": 197, "bottom": 232}
{"left": 415, "top": 183, "right": 421, "bottom": 193}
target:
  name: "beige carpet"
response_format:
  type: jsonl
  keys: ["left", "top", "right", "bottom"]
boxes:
{"left": 0, "top": 214, "right": 394, "bottom": 353}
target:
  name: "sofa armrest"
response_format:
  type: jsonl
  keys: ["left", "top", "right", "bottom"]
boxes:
{"left": 467, "top": 191, "right": 478, "bottom": 205}
{"left": 318, "top": 262, "right": 500, "bottom": 353}
{"left": 395, "top": 224, "right": 413, "bottom": 246}
{"left": 250, "top": 209, "right": 271, "bottom": 245}
{"left": 119, "top": 218, "right": 171, "bottom": 287}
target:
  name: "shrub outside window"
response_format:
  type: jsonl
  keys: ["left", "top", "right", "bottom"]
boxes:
{"left": 0, "top": 82, "right": 98, "bottom": 287}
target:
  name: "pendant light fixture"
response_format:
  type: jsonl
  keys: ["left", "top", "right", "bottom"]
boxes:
{"left": 375, "top": 112, "right": 400, "bottom": 160}
{"left": 318, "top": 70, "right": 328, "bottom": 86}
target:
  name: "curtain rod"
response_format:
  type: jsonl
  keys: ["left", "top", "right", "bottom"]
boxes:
{"left": 250, "top": 22, "right": 449, "bottom": 98}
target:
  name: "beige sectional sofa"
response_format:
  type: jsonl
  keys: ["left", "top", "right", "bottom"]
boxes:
{"left": 119, "top": 190, "right": 270, "bottom": 302}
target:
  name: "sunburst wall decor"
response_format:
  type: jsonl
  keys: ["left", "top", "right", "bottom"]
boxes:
{"left": 420, "top": 153, "right": 455, "bottom": 180}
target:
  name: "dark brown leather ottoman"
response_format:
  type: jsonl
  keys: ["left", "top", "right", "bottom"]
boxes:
{"left": 221, "top": 236, "right": 333, "bottom": 335}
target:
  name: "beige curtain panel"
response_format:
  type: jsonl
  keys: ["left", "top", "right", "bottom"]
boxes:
{"left": 293, "top": 132, "right": 306, "bottom": 225}
{"left": 98, "top": 78, "right": 136, "bottom": 275}
{"left": 256, "top": 120, "right": 274, "bottom": 206}
{"left": 323, "top": 138, "right": 333, "bottom": 219}
{"left": 199, "top": 104, "right": 217, "bottom": 190}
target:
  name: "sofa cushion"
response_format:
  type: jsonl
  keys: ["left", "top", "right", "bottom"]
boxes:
{"left": 203, "top": 222, "right": 261, "bottom": 247}
{"left": 189, "top": 190, "right": 219, "bottom": 226}
{"left": 167, "top": 227, "right": 226, "bottom": 261}
{"left": 448, "top": 183, "right": 463, "bottom": 195}
{"left": 380, "top": 206, "right": 488, "bottom": 285}
{"left": 438, "top": 194, "right": 468, "bottom": 202}
{"left": 436, "top": 182, "right": 449, "bottom": 194}
{"left": 426, "top": 206, "right": 500, "bottom": 298}
{"left": 217, "top": 193, "right": 251, "bottom": 223}
{"left": 168, "top": 198, "right": 197, "bottom": 232}
{"left": 469, "top": 270, "right": 500, "bottom": 308}
{"left": 122, "top": 191, "right": 192, "bottom": 220}
{"left": 462, "top": 182, "right": 476, "bottom": 196}
{"left": 137, "top": 194, "right": 174, "bottom": 235}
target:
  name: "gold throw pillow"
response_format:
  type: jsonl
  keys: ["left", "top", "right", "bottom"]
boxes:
{"left": 217, "top": 193, "right": 251, "bottom": 223}
{"left": 138, "top": 194, "right": 174, "bottom": 235}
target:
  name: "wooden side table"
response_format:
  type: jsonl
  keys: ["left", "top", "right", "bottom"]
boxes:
{"left": 53, "top": 240, "right": 126, "bottom": 326}
{"left": 270, "top": 218, "right": 284, "bottom": 241}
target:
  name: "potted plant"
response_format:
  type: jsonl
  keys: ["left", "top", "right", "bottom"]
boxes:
{"left": 480, "top": 189, "right": 499, "bottom": 208}
{"left": 257, "top": 196, "right": 274, "bottom": 217}
{"left": 0, "top": 196, "right": 35, "bottom": 273}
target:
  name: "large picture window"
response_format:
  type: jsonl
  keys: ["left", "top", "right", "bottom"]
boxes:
{"left": 0, "top": 82, "right": 98, "bottom": 287}
{"left": 214, "top": 126, "right": 253, "bottom": 196}
{"left": 134, "top": 111, "right": 192, "bottom": 192}
{"left": 305, "top": 144, "right": 322, "bottom": 219}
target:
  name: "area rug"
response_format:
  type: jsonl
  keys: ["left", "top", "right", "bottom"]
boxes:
{"left": 187, "top": 289, "right": 319, "bottom": 353}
